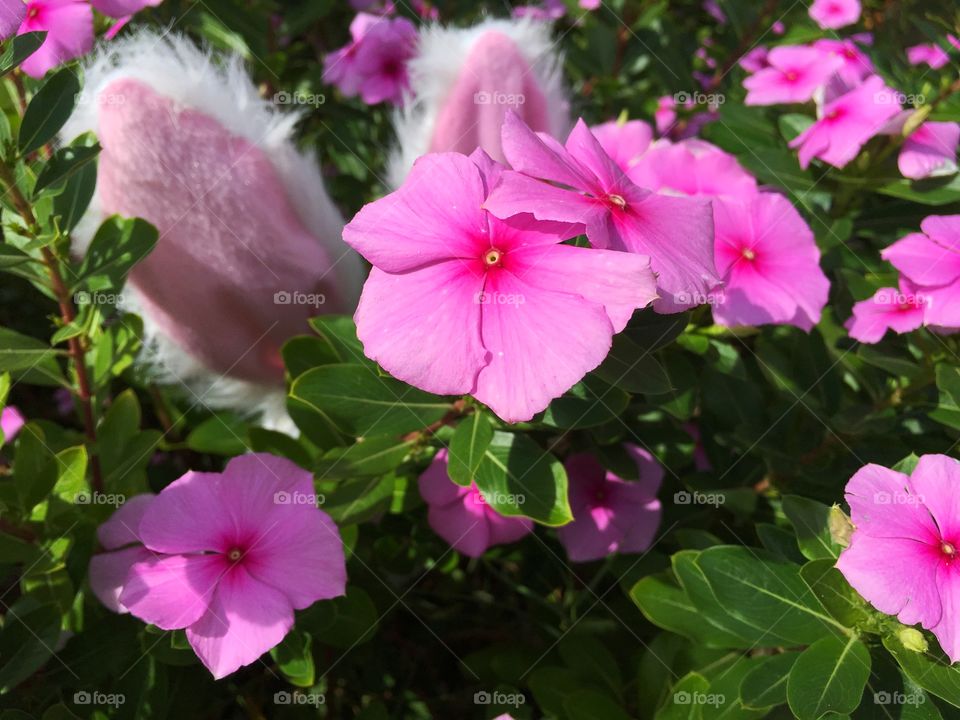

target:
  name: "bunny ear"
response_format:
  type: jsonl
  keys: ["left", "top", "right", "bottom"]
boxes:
{"left": 63, "top": 32, "right": 365, "bottom": 434}
{"left": 387, "top": 18, "right": 570, "bottom": 188}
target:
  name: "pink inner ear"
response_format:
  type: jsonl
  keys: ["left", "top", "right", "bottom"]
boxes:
{"left": 428, "top": 32, "right": 553, "bottom": 164}
{"left": 95, "top": 78, "right": 346, "bottom": 385}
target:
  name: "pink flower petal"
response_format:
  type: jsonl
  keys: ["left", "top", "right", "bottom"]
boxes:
{"left": 909, "top": 455, "right": 960, "bottom": 540}
{"left": 120, "top": 554, "right": 224, "bottom": 630}
{"left": 899, "top": 122, "right": 960, "bottom": 180}
{"left": 88, "top": 546, "right": 153, "bottom": 613}
{"left": 19, "top": 0, "right": 94, "bottom": 79}
{"left": 843, "top": 463, "right": 939, "bottom": 542}
{"left": 0, "top": 406, "right": 25, "bottom": 443}
{"left": 0, "top": 0, "right": 26, "bottom": 39}
{"left": 427, "top": 501, "right": 492, "bottom": 558}
{"left": 89, "top": 0, "right": 161, "bottom": 19}
{"left": 97, "top": 494, "right": 156, "bottom": 550}
{"left": 418, "top": 450, "right": 470, "bottom": 505}
{"left": 590, "top": 119, "right": 653, "bottom": 173}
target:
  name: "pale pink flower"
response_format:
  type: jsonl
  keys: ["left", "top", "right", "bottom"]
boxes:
{"left": 1, "top": 406, "right": 25, "bottom": 442}
{"left": 789, "top": 76, "right": 901, "bottom": 169}
{"left": 324, "top": 14, "right": 416, "bottom": 105}
{"left": 845, "top": 280, "right": 928, "bottom": 343}
{"left": 512, "top": 0, "right": 565, "bottom": 21}
{"left": 654, "top": 95, "right": 678, "bottom": 135}
{"left": 837, "top": 455, "right": 960, "bottom": 662}
{"left": 343, "top": 149, "right": 659, "bottom": 423}
{"left": 590, "top": 118, "right": 653, "bottom": 173}
{"left": 743, "top": 45, "right": 842, "bottom": 106}
{"left": 484, "top": 112, "right": 717, "bottom": 313}
{"left": 322, "top": 12, "right": 381, "bottom": 96}
{"left": 808, "top": 0, "right": 860, "bottom": 29}
{"left": 89, "top": 454, "right": 347, "bottom": 679}
{"left": 881, "top": 215, "right": 960, "bottom": 328}
{"left": 0, "top": 0, "right": 26, "bottom": 39}
{"left": 907, "top": 43, "right": 950, "bottom": 70}
{"left": 18, "top": 0, "right": 94, "bottom": 78}
{"left": 557, "top": 445, "right": 662, "bottom": 563}
{"left": 418, "top": 450, "right": 533, "bottom": 557}
{"left": 899, "top": 122, "right": 960, "bottom": 180}
{"left": 712, "top": 192, "right": 829, "bottom": 330}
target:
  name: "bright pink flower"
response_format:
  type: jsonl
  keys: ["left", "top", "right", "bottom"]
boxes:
{"left": 899, "top": 122, "right": 960, "bottom": 180}
{"left": 837, "top": 455, "right": 960, "bottom": 662}
{"left": 1, "top": 406, "right": 25, "bottom": 442}
{"left": 484, "top": 112, "right": 717, "bottom": 313}
{"left": 738, "top": 47, "right": 769, "bottom": 73}
{"left": 789, "top": 76, "right": 901, "bottom": 169}
{"left": 418, "top": 450, "right": 533, "bottom": 557}
{"left": 771, "top": 20, "right": 785, "bottom": 35}
{"left": 557, "top": 445, "right": 662, "bottom": 563}
{"left": 627, "top": 138, "right": 758, "bottom": 203}
{"left": 323, "top": 13, "right": 381, "bottom": 96}
{"left": 579, "top": 0, "right": 600, "bottom": 9}
{"left": 0, "top": 0, "right": 26, "bottom": 39}
{"left": 882, "top": 215, "right": 960, "bottom": 328}
{"left": 743, "top": 45, "right": 842, "bottom": 106}
{"left": 90, "top": 0, "right": 161, "bottom": 17}
{"left": 654, "top": 95, "right": 678, "bottom": 135}
{"left": 343, "top": 149, "right": 659, "bottom": 423}
{"left": 907, "top": 43, "right": 950, "bottom": 70}
{"left": 845, "top": 280, "right": 928, "bottom": 343}
{"left": 18, "top": 0, "right": 93, "bottom": 78}
{"left": 90, "top": 454, "right": 347, "bottom": 679}
{"left": 808, "top": 0, "right": 860, "bottom": 29}
{"left": 590, "top": 119, "right": 653, "bottom": 173}
{"left": 712, "top": 192, "right": 829, "bottom": 330}
{"left": 324, "top": 14, "right": 415, "bottom": 105}
{"left": 812, "top": 38, "right": 873, "bottom": 87}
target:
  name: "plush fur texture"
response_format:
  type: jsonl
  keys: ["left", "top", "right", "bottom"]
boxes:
{"left": 387, "top": 18, "right": 570, "bottom": 188}
{"left": 64, "top": 32, "right": 365, "bottom": 434}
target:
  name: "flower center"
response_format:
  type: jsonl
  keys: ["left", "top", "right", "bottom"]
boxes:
{"left": 943, "top": 541, "right": 956, "bottom": 558}
{"left": 226, "top": 547, "right": 244, "bottom": 562}
{"left": 484, "top": 248, "right": 503, "bottom": 267}
{"left": 26, "top": 4, "right": 39, "bottom": 18}
{"left": 741, "top": 247, "right": 756, "bottom": 261}
{"left": 607, "top": 193, "right": 627, "bottom": 209}
{"left": 785, "top": 70, "right": 798, "bottom": 81}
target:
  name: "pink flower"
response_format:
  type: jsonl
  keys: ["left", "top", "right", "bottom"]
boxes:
{"left": 845, "top": 280, "right": 928, "bottom": 343}
{"left": 343, "top": 149, "right": 658, "bottom": 423}
{"left": 18, "top": 0, "right": 93, "bottom": 78}
{"left": 512, "top": 0, "right": 565, "bottom": 20}
{"left": 0, "top": 0, "right": 26, "bottom": 40}
{"left": 579, "top": 0, "right": 601, "bottom": 9}
{"left": 743, "top": 45, "right": 842, "bottom": 106}
{"left": 1, "top": 406, "right": 25, "bottom": 442}
{"left": 712, "top": 192, "right": 829, "bottom": 330}
{"left": 789, "top": 75, "right": 901, "bottom": 169}
{"left": 654, "top": 95, "right": 678, "bottom": 135}
{"left": 907, "top": 43, "right": 950, "bottom": 70}
{"left": 739, "top": 47, "right": 769, "bottom": 73}
{"left": 89, "top": 454, "right": 347, "bottom": 679}
{"left": 590, "top": 118, "right": 653, "bottom": 173}
{"left": 418, "top": 450, "right": 533, "bottom": 557}
{"left": 808, "top": 0, "right": 860, "bottom": 29}
{"left": 703, "top": 0, "right": 726, "bottom": 24}
{"left": 837, "top": 455, "right": 960, "bottom": 661}
{"left": 627, "top": 138, "right": 758, "bottom": 202}
{"left": 557, "top": 445, "right": 662, "bottom": 563}
{"left": 484, "top": 112, "right": 717, "bottom": 313}
{"left": 324, "top": 14, "right": 416, "bottom": 105}
{"left": 812, "top": 38, "right": 874, "bottom": 87}
{"left": 882, "top": 215, "right": 960, "bottom": 328}
{"left": 90, "top": 0, "right": 161, "bottom": 17}
{"left": 899, "top": 122, "right": 960, "bottom": 180}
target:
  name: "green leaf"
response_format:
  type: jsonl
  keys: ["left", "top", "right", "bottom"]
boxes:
{"left": 655, "top": 672, "right": 710, "bottom": 720}
{"left": 782, "top": 495, "right": 843, "bottom": 560}
{"left": 877, "top": 175, "right": 960, "bottom": 206}
{"left": 565, "top": 690, "right": 633, "bottom": 720}
{"left": 786, "top": 635, "right": 871, "bottom": 720}
{"left": 74, "top": 216, "right": 158, "bottom": 292}
{"left": 0, "top": 603, "right": 60, "bottom": 693}
{"left": 800, "top": 560, "right": 870, "bottom": 628}
{"left": 300, "top": 587, "right": 378, "bottom": 649}
{"left": 473, "top": 430, "right": 572, "bottom": 526}
{"left": 282, "top": 335, "right": 340, "bottom": 379}
{"left": 289, "top": 364, "right": 451, "bottom": 437}
{"left": 306, "top": 315, "right": 372, "bottom": 366}
{"left": 447, "top": 411, "right": 493, "bottom": 486}
{"left": 19, "top": 69, "right": 80, "bottom": 155}
{"left": 270, "top": 630, "right": 315, "bottom": 687}
{"left": 13, "top": 424, "right": 58, "bottom": 512}
{"left": 740, "top": 652, "right": 799, "bottom": 709}
{"left": 315, "top": 436, "right": 414, "bottom": 479}
{"left": 884, "top": 634, "right": 960, "bottom": 708}
{"left": 621, "top": 309, "right": 690, "bottom": 351}
{"left": 593, "top": 334, "right": 673, "bottom": 394}
{"left": 0, "top": 327, "right": 60, "bottom": 373}
{"left": 53, "top": 160, "right": 96, "bottom": 232}
{"left": 34, "top": 140, "right": 100, "bottom": 195}
{"left": 185, "top": 414, "right": 249, "bottom": 456}
{"left": 0, "top": 32, "right": 46, "bottom": 76}
{"left": 541, "top": 376, "right": 630, "bottom": 429}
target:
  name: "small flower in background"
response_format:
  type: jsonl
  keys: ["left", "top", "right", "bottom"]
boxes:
{"left": 557, "top": 445, "right": 662, "bottom": 563}
{"left": 703, "top": 0, "right": 726, "bottom": 25}
{"left": 906, "top": 42, "right": 953, "bottom": 70}
{"left": 738, "top": 47, "right": 769, "bottom": 73}
{"left": 324, "top": 13, "right": 416, "bottom": 105}
{"left": 743, "top": 46, "right": 842, "bottom": 106}
{"left": 590, "top": 118, "right": 653, "bottom": 173}
{"left": 898, "top": 121, "right": 960, "bottom": 180}
{"left": 343, "top": 147, "right": 658, "bottom": 422}
{"left": 837, "top": 455, "right": 960, "bottom": 662}
{"left": 0, "top": 0, "right": 26, "bottom": 39}
{"left": 89, "top": 454, "right": 347, "bottom": 679}
{"left": 808, "top": 0, "right": 861, "bottom": 30}
{"left": 846, "top": 280, "right": 928, "bottom": 344}
{"left": 1, "top": 406, "right": 25, "bottom": 442}
{"left": 881, "top": 215, "right": 960, "bottom": 329}
{"left": 418, "top": 450, "right": 533, "bottom": 558}
{"left": 512, "top": 0, "right": 565, "bottom": 21}
{"left": 789, "top": 75, "right": 901, "bottom": 169}
{"left": 484, "top": 112, "right": 717, "bottom": 314}
{"left": 812, "top": 38, "right": 873, "bottom": 87}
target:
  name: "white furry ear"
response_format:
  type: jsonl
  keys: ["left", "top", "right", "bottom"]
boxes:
{"left": 387, "top": 18, "right": 570, "bottom": 188}
{"left": 62, "top": 31, "right": 365, "bottom": 435}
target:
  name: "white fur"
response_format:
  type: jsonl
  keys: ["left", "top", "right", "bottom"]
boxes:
{"left": 387, "top": 18, "right": 570, "bottom": 188}
{"left": 63, "top": 31, "right": 361, "bottom": 434}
